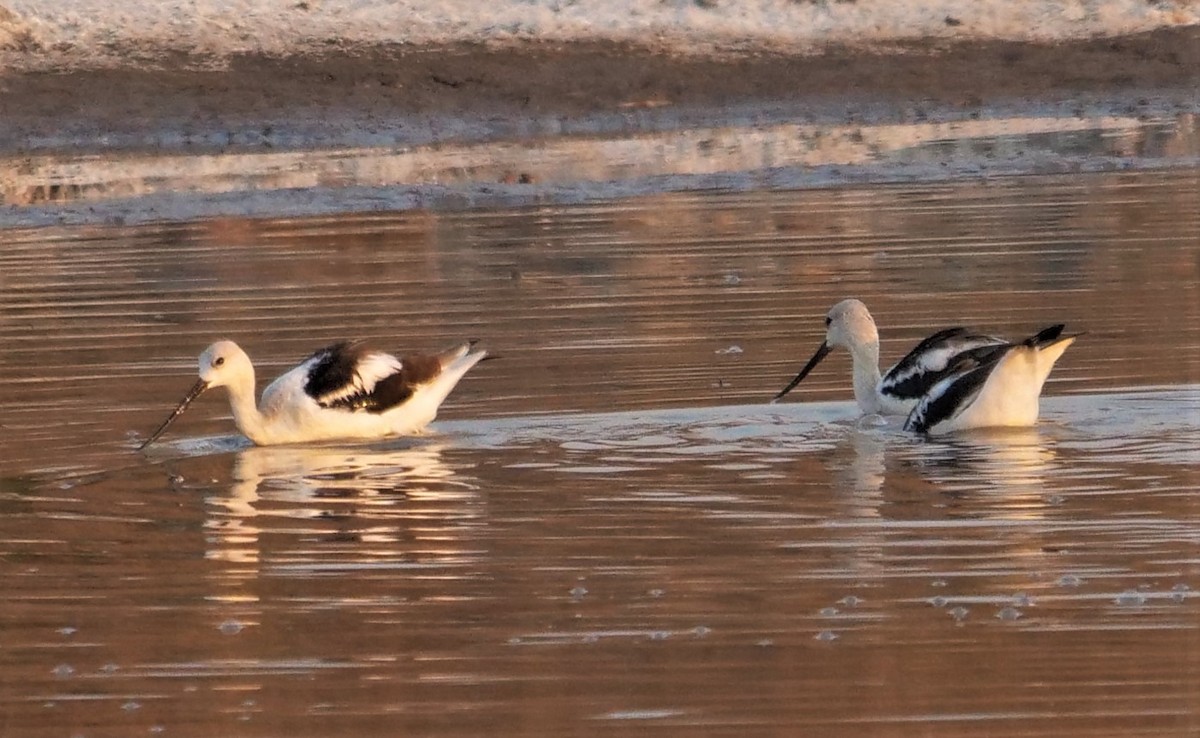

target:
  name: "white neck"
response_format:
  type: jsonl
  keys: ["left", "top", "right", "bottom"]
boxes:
{"left": 848, "top": 341, "right": 883, "bottom": 414}
{"left": 224, "top": 367, "right": 269, "bottom": 445}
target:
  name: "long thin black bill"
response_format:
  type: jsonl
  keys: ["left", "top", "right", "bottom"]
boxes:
{"left": 138, "top": 378, "right": 209, "bottom": 450}
{"left": 772, "top": 342, "right": 832, "bottom": 402}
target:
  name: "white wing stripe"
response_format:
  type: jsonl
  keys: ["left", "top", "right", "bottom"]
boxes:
{"left": 311, "top": 352, "right": 403, "bottom": 405}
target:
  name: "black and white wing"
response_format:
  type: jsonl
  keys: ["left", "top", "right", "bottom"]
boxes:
{"left": 302, "top": 341, "right": 459, "bottom": 414}
{"left": 902, "top": 344, "right": 1011, "bottom": 433}
{"left": 302, "top": 341, "right": 412, "bottom": 414}
{"left": 880, "top": 327, "right": 1006, "bottom": 403}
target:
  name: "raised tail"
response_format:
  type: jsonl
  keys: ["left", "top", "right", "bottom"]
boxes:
{"left": 385, "top": 341, "right": 488, "bottom": 433}
{"left": 1026, "top": 324, "right": 1065, "bottom": 347}
{"left": 1025, "top": 325, "right": 1081, "bottom": 378}
{"left": 434, "top": 341, "right": 488, "bottom": 381}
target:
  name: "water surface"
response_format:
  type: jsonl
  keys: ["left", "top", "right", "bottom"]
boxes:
{"left": 1, "top": 168, "right": 1198, "bottom": 736}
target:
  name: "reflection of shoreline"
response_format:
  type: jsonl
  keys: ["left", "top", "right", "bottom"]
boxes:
{"left": 4, "top": 113, "right": 1186, "bottom": 210}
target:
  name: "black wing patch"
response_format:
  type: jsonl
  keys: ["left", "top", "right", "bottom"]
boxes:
{"left": 903, "top": 345, "right": 1011, "bottom": 433}
{"left": 327, "top": 371, "right": 416, "bottom": 414}
{"left": 884, "top": 328, "right": 1005, "bottom": 399}
{"left": 303, "top": 342, "right": 364, "bottom": 401}
{"left": 895, "top": 327, "right": 975, "bottom": 369}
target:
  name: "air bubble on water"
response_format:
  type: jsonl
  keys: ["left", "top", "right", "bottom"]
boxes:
{"left": 819, "top": 607, "right": 839, "bottom": 617}
{"left": 838, "top": 595, "right": 863, "bottom": 607}
{"left": 1057, "top": 574, "right": 1083, "bottom": 587}
{"left": 691, "top": 626, "right": 711, "bottom": 638}
{"left": 814, "top": 630, "right": 839, "bottom": 642}
{"left": 218, "top": 619, "right": 244, "bottom": 635}
{"left": 53, "top": 664, "right": 75, "bottom": 678}
{"left": 647, "top": 588, "right": 665, "bottom": 598}
{"left": 949, "top": 606, "right": 969, "bottom": 621}
{"left": 1115, "top": 590, "right": 1145, "bottom": 606}
{"left": 929, "top": 596, "right": 948, "bottom": 608}
{"left": 569, "top": 586, "right": 588, "bottom": 600}
{"left": 996, "top": 606, "right": 1022, "bottom": 621}
{"left": 122, "top": 701, "right": 141, "bottom": 712}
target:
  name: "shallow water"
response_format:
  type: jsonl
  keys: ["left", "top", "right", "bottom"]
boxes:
{"left": 1, "top": 168, "right": 1199, "bottom": 736}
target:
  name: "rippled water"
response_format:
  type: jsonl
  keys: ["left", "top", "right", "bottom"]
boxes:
{"left": 1, "top": 168, "right": 1199, "bottom": 736}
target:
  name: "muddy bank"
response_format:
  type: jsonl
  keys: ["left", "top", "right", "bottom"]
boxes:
{"left": 1, "top": 27, "right": 1197, "bottom": 155}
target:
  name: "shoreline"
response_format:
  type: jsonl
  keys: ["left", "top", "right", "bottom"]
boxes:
{"left": 2, "top": 28, "right": 1196, "bottom": 155}
{"left": 1, "top": 28, "right": 1198, "bottom": 227}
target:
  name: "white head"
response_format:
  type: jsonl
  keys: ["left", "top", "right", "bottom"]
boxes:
{"left": 197, "top": 340, "right": 253, "bottom": 389}
{"left": 773, "top": 298, "right": 881, "bottom": 403}
{"left": 824, "top": 299, "right": 879, "bottom": 351}
{"left": 139, "top": 340, "right": 254, "bottom": 449}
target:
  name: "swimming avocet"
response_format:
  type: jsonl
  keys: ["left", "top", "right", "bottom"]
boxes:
{"left": 140, "top": 340, "right": 487, "bottom": 448}
{"left": 773, "top": 299, "right": 1078, "bottom": 434}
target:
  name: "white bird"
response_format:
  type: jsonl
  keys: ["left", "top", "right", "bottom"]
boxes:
{"left": 773, "top": 299, "right": 1079, "bottom": 434}
{"left": 140, "top": 340, "right": 488, "bottom": 448}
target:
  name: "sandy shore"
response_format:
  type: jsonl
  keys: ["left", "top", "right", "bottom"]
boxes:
{"left": 2, "top": 27, "right": 1197, "bottom": 155}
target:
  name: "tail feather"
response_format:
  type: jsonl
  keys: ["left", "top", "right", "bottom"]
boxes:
{"left": 433, "top": 342, "right": 474, "bottom": 366}
{"left": 438, "top": 342, "right": 488, "bottom": 379}
{"left": 1026, "top": 324, "right": 1087, "bottom": 348}
{"left": 1025, "top": 324, "right": 1065, "bottom": 347}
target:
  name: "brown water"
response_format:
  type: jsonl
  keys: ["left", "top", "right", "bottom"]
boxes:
{"left": 1, "top": 168, "right": 1199, "bottom": 736}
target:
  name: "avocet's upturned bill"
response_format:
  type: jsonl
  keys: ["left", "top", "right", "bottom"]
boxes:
{"left": 773, "top": 299, "right": 1079, "bottom": 434}
{"left": 140, "top": 340, "right": 487, "bottom": 448}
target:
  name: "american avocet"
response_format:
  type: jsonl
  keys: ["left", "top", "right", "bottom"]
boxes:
{"left": 773, "top": 299, "right": 1078, "bottom": 433}
{"left": 140, "top": 340, "right": 487, "bottom": 448}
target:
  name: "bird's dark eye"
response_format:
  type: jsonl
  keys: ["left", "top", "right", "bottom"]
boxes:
{"left": 214, "top": 356, "right": 226, "bottom": 367}
{"left": 824, "top": 316, "right": 832, "bottom": 327}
